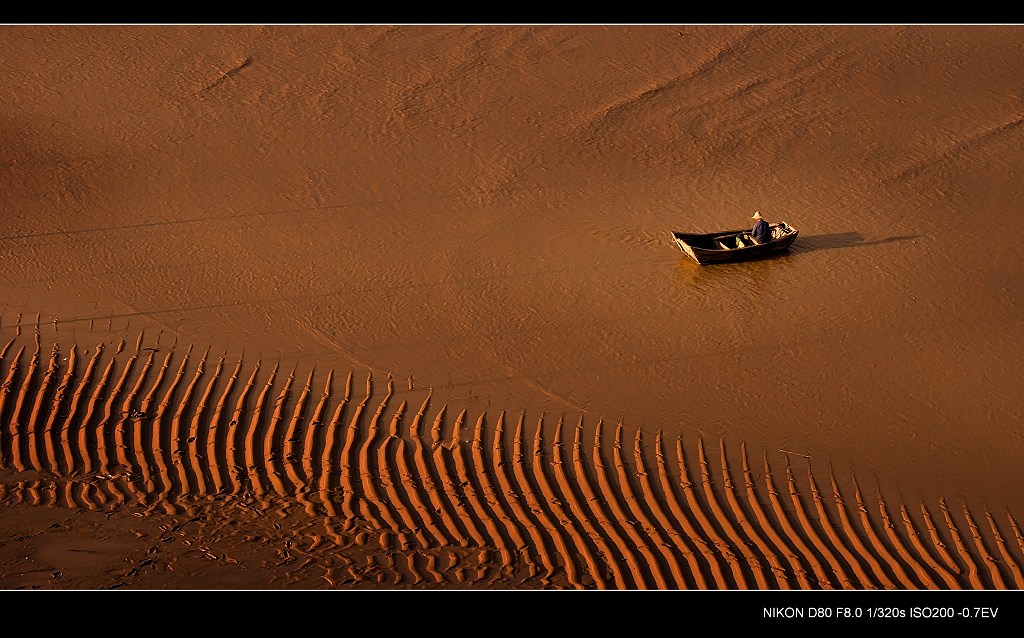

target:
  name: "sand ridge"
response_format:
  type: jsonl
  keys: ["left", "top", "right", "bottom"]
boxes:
{"left": 2, "top": 25, "right": 1024, "bottom": 597}
{"left": 1, "top": 320, "right": 1021, "bottom": 589}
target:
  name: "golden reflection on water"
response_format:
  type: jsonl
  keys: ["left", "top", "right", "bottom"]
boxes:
{"left": 673, "top": 250, "right": 798, "bottom": 294}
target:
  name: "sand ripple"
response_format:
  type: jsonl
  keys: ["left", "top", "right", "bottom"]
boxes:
{"left": 0, "top": 323, "right": 1020, "bottom": 589}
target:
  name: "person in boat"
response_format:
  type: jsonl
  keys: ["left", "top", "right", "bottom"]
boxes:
{"left": 751, "top": 210, "right": 771, "bottom": 244}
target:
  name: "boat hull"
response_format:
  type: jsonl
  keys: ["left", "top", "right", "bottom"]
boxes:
{"left": 671, "top": 222, "right": 798, "bottom": 265}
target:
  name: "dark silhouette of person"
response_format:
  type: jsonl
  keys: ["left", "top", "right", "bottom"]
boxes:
{"left": 751, "top": 210, "right": 771, "bottom": 244}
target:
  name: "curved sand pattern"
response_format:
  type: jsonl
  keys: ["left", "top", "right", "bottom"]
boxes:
{"left": 1, "top": 321, "right": 1021, "bottom": 590}
{"left": 4, "top": 27, "right": 1024, "bottom": 595}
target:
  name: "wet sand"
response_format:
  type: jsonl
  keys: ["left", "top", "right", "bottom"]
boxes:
{"left": 1, "top": 24, "right": 1023, "bottom": 592}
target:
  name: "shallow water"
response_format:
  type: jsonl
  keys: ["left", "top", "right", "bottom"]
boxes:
{"left": 1, "top": 23, "right": 1022, "bottom": 516}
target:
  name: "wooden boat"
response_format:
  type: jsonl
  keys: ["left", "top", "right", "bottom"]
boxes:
{"left": 670, "top": 221, "right": 799, "bottom": 265}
